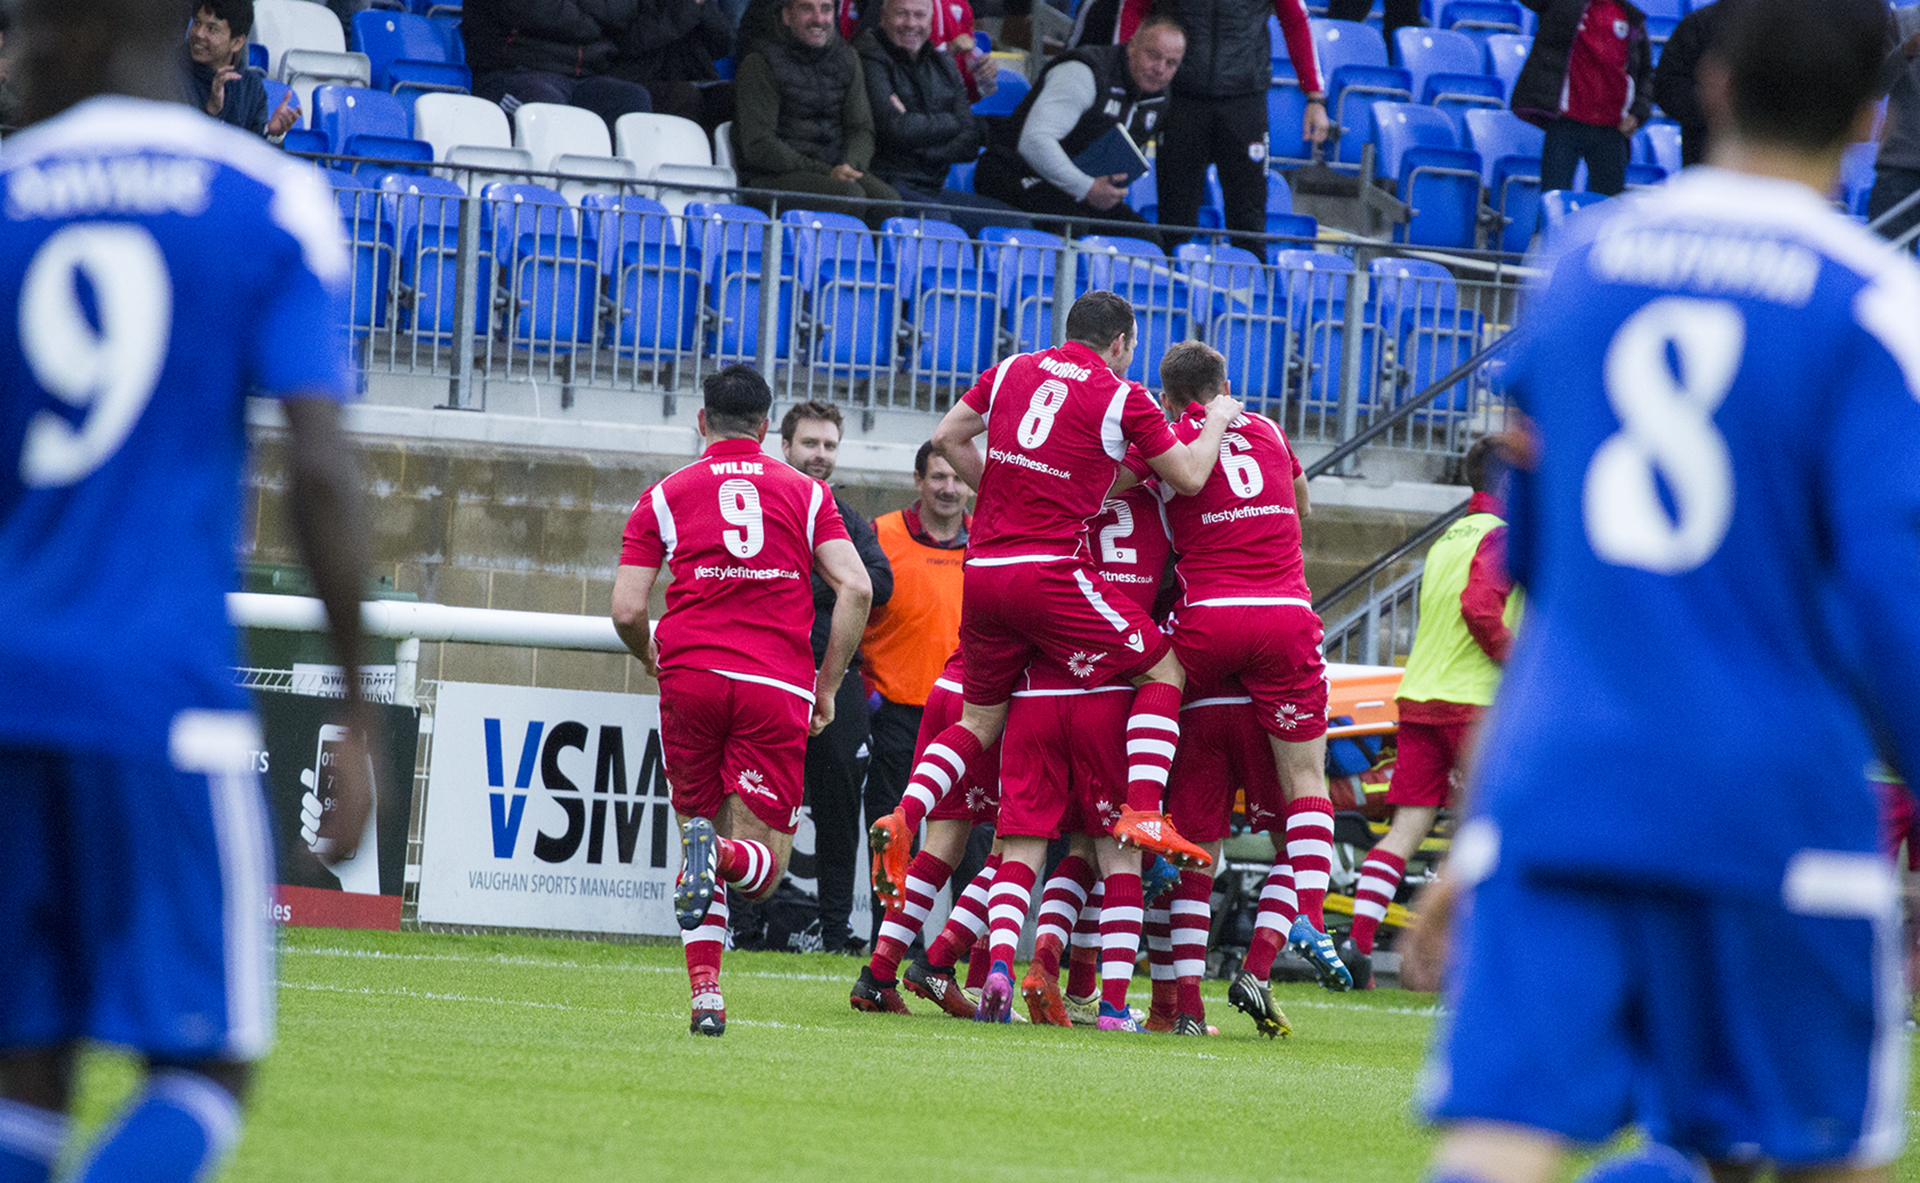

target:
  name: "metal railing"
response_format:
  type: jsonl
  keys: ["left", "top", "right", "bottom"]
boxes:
{"left": 316, "top": 154, "right": 1526, "bottom": 463}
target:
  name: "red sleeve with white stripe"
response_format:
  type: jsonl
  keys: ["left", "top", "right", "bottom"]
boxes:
{"left": 961, "top": 358, "right": 1007, "bottom": 415}
{"left": 620, "top": 483, "right": 666, "bottom": 567}
{"left": 1272, "top": 0, "right": 1323, "bottom": 95}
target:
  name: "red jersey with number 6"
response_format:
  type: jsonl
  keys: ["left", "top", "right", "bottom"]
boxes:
{"left": 621, "top": 436, "right": 850, "bottom": 702}
{"left": 960, "top": 342, "right": 1180, "bottom": 563}
{"left": 1159, "top": 403, "right": 1309, "bottom": 604}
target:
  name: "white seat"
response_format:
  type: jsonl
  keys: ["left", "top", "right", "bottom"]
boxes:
{"left": 414, "top": 93, "right": 513, "bottom": 158}
{"left": 444, "top": 144, "right": 536, "bottom": 195}
{"left": 552, "top": 153, "right": 643, "bottom": 204}
{"left": 253, "top": 0, "right": 368, "bottom": 113}
{"left": 513, "top": 102, "right": 611, "bottom": 172}
{"left": 614, "top": 112, "right": 713, "bottom": 175}
{"left": 712, "top": 120, "right": 735, "bottom": 171}
{"left": 648, "top": 161, "right": 736, "bottom": 216}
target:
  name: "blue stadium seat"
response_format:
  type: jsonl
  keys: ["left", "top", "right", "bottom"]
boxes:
{"left": 1440, "top": 0, "right": 1525, "bottom": 56}
{"left": 1269, "top": 83, "right": 1317, "bottom": 165}
{"left": 684, "top": 202, "right": 783, "bottom": 361}
{"left": 1265, "top": 213, "right": 1318, "bottom": 248}
{"left": 578, "top": 194, "right": 699, "bottom": 357}
{"left": 429, "top": 13, "right": 464, "bottom": 65}
{"left": 1638, "top": 0, "right": 1684, "bottom": 43}
{"left": 971, "top": 70, "right": 1029, "bottom": 116}
{"left": 248, "top": 42, "right": 270, "bottom": 71}
{"left": 1483, "top": 33, "right": 1532, "bottom": 99}
{"left": 1538, "top": 188, "right": 1607, "bottom": 244}
{"left": 351, "top": 10, "right": 471, "bottom": 103}
{"left": 1373, "top": 102, "right": 1482, "bottom": 248}
{"left": 945, "top": 160, "right": 977, "bottom": 193}
{"left": 882, "top": 217, "right": 994, "bottom": 379}
{"left": 1371, "top": 257, "right": 1476, "bottom": 412}
{"left": 1313, "top": 19, "right": 1412, "bottom": 169}
{"left": 1840, "top": 142, "right": 1877, "bottom": 218}
{"left": 1638, "top": 121, "right": 1683, "bottom": 176}
{"left": 981, "top": 226, "right": 1064, "bottom": 352}
{"left": 283, "top": 127, "right": 330, "bottom": 155}
{"left": 481, "top": 182, "right": 598, "bottom": 347}
{"left": 1076, "top": 235, "right": 1188, "bottom": 384}
{"left": 322, "top": 168, "right": 391, "bottom": 329}
{"left": 311, "top": 85, "right": 434, "bottom": 175}
{"left": 378, "top": 173, "right": 482, "bottom": 338}
{"left": 1393, "top": 28, "right": 1487, "bottom": 104}
{"left": 781, "top": 209, "right": 895, "bottom": 372}
{"left": 1177, "top": 243, "right": 1289, "bottom": 407}
{"left": 1130, "top": 163, "right": 1158, "bottom": 222}
{"left": 1266, "top": 248, "right": 1373, "bottom": 413}
{"left": 1463, "top": 107, "right": 1544, "bottom": 254}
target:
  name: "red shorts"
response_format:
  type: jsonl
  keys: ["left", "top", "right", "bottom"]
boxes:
{"left": 1169, "top": 601, "right": 1328, "bottom": 741}
{"left": 1385, "top": 718, "right": 1477, "bottom": 809}
{"left": 657, "top": 667, "right": 810, "bottom": 834}
{"left": 921, "top": 675, "right": 1003, "bottom": 826}
{"left": 1878, "top": 777, "right": 1920, "bottom": 871}
{"left": 959, "top": 559, "right": 1170, "bottom": 707}
{"left": 1168, "top": 688, "right": 1286, "bottom": 842}
{"left": 996, "top": 686, "right": 1132, "bottom": 839}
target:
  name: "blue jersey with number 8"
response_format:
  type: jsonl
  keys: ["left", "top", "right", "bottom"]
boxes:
{"left": 0, "top": 96, "right": 352, "bottom": 757}
{"left": 1473, "top": 168, "right": 1920, "bottom": 897}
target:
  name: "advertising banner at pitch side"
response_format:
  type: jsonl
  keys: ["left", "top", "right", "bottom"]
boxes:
{"left": 417, "top": 682, "right": 681, "bottom": 935}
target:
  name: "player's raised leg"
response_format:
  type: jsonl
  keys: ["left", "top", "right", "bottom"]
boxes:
{"left": 853, "top": 818, "right": 972, "bottom": 1013}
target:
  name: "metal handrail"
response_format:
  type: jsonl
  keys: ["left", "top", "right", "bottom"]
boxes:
{"left": 1312, "top": 497, "right": 1472, "bottom": 616}
{"left": 1304, "top": 326, "right": 1518, "bottom": 482}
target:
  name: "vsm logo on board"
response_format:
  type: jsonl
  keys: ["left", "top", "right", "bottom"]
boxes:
{"left": 483, "top": 718, "right": 673, "bottom": 869}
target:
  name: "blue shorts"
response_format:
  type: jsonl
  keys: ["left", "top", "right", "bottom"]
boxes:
{"left": 0, "top": 712, "right": 277, "bottom": 1062}
{"left": 1425, "top": 854, "right": 1906, "bottom": 1168}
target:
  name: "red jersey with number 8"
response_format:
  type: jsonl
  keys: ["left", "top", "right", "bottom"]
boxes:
{"left": 960, "top": 342, "right": 1179, "bottom": 563}
{"left": 621, "top": 436, "right": 850, "bottom": 701}
{"left": 1159, "top": 403, "right": 1309, "bottom": 604}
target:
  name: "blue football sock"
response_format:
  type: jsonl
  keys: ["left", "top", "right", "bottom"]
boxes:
{"left": 75, "top": 1070, "right": 240, "bottom": 1183}
{"left": 0, "top": 1098, "right": 67, "bottom": 1183}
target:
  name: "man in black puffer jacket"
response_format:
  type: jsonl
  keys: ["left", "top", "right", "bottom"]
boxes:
{"left": 610, "top": 0, "right": 733, "bottom": 132}
{"left": 463, "top": 0, "right": 654, "bottom": 131}
{"left": 734, "top": 0, "right": 902, "bottom": 227}
{"left": 856, "top": 0, "right": 1024, "bottom": 234}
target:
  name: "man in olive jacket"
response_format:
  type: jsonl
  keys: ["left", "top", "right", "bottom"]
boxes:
{"left": 855, "top": 0, "right": 1023, "bottom": 234}
{"left": 734, "top": 0, "right": 902, "bottom": 227}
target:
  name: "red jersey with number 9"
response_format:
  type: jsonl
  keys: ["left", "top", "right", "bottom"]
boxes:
{"left": 1159, "top": 402, "right": 1309, "bottom": 604}
{"left": 960, "top": 342, "right": 1179, "bottom": 563}
{"left": 621, "top": 436, "right": 850, "bottom": 702}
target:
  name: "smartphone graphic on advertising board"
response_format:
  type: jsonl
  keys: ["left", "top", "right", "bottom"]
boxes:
{"left": 299, "top": 724, "right": 381, "bottom": 894}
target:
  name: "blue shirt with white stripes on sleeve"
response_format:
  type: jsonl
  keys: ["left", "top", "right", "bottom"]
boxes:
{"left": 0, "top": 95, "right": 353, "bottom": 758}
{"left": 1470, "top": 167, "right": 1920, "bottom": 899}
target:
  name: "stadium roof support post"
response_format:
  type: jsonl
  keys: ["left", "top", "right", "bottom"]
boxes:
{"left": 757, "top": 194, "right": 783, "bottom": 380}
{"left": 446, "top": 191, "right": 482, "bottom": 410}
{"left": 1336, "top": 239, "right": 1380, "bottom": 474}
{"left": 1051, "top": 229, "right": 1077, "bottom": 350}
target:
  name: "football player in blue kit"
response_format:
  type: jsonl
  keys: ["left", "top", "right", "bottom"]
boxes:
{"left": 0, "top": 0, "right": 378, "bottom": 1179}
{"left": 1420, "top": 0, "right": 1920, "bottom": 1180}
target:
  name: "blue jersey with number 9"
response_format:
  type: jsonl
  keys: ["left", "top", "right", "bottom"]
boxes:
{"left": 1472, "top": 168, "right": 1920, "bottom": 898}
{"left": 0, "top": 96, "right": 352, "bottom": 758}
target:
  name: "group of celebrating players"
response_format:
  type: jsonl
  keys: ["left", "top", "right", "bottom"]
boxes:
{"left": 617, "top": 290, "right": 1364, "bottom": 1039}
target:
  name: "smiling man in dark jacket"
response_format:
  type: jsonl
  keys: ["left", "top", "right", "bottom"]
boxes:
{"left": 463, "top": 0, "right": 654, "bottom": 130}
{"left": 855, "top": 0, "right": 1023, "bottom": 233}
{"left": 1511, "top": 0, "right": 1652, "bottom": 196}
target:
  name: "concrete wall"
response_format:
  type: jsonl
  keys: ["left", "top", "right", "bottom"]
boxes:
{"left": 242, "top": 426, "right": 1456, "bottom": 694}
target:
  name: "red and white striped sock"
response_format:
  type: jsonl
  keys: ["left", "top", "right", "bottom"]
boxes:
{"left": 1032, "top": 856, "right": 1096, "bottom": 980}
{"left": 1067, "top": 882, "right": 1104, "bottom": 998}
{"left": 926, "top": 854, "right": 1000, "bottom": 969}
{"left": 966, "top": 934, "right": 991, "bottom": 990}
{"left": 899, "top": 726, "right": 985, "bottom": 832}
{"left": 1171, "top": 869, "right": 1212, "bottom": 1018}
{"left": 986, "top": 860, "right": 1039, "bottom": 973}
{"left": 1349, "top": 849, "right": 1407, "bottom": 956}
{"left": 681, "top": 882, "right": 728, "bottom": 989}
{"left": 870, "top": 851, "right": 954, "bottom": 982}
{"left": 717, "top": 837, "right": 776, "bottom": 898}
{"left": 1144, "top": 902, "right": 1174, "bottom": 1014}
{"left": 1285, "top": 795, "right": 1336, "bottom": 931}
{"left": 1099, "top": 872, "right": 1144, "bottom": 1012}
{"left": 1124, "top": 682, "right": 1183, "bottom": 813}
{"left": 1241, "top": 859, "right": 1297, "bottom": 980}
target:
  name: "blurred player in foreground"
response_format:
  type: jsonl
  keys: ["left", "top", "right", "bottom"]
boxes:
{"left": 0, "top": 0, "right": 377, "bottom": 1177}
{"left": 613, "top": 365, "right": 872, "bottom": 1036}
{"left": 1421, "top": 0, "right": 1920, "bottom": 1179}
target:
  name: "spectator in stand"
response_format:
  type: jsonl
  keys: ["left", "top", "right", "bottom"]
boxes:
{"left": 1651, "top": 0, "right": 1725, "bottom": 167}
{"left": 462, "top": 0, "right": 654, "bottom": 132}
{"left": 1511, "top": 0, "right": 1652, "bottom": 197}
{"left": 781, "top": 402, "right": 894, "bottom": 954}
{"left": 1152, "top": 0, "right": 1324, "bottom": 254}
{"left": 857, "top": 0, "right": 1025, "bottom": 233}
{"left": 859, "top": 441, "right": 972, "bottom": 904}
{"left": 1872, "top": 6, "right": 1920, "bottom": 248}
{"left": 186, "top": 0, "right": 298, "bottom": 140}
{"left": 974, "top": 16, "right": 1184, "bottom": 231}
{"left": 612, "top": 0, "right": 734, "bottom": 132}
{"left": 1326, "top": 0, "right": 1419, "bottom": 41}
{"left": 734, "top": 0, "right": 903, "bottom": 226}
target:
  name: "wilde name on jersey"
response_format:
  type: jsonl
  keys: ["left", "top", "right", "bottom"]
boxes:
{"left": 481, "top": 717, "right": 674, "bottom": 870}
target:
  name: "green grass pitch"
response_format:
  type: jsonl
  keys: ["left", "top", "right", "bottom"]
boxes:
{"left": 59, "top": 926, "right": 1920, "bottom": 1182}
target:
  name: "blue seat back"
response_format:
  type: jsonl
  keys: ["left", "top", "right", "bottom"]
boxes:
{"left": 1268, "top": 84, "right": 1314, "bottom": 163}
{"left": 1483, "top": 33, "right": 1532, "bottom": 98}
{"left": 351, "top": 10, "right": 453, "bottom": 90}
{"left": 1266, "top": 170, "right": 1292, "bottom": 216}
{"left": 1270, "top": 249, "right": 1353, "bottom": 320}
{"left": 781, "top": 209, "right": 878, "bottom": 279}
{"left": 1424, "top": 71, "right": 1505, "bottom": 108}
{"left": 1372, "top": 101, "right": 1461, "bottom": 179}
{"left": 1840, "top": 142, "right": 1877, "bottom": 218}
{"left": 283, "top": 127, "right": 329, "bottom": 155}
{"left": 481, "top": 182, "right": 576, "bottom": 259}
{"left": 685, "top": 201, "right": 771, "bottom": 285}
{"left": 1266, "top": 212, "right": 1318, "bottom": 243}
{"left": 1394, "top": 27, "right": 1484, "bottom": 102}
{"left": 881, "top": 217, "right": 974, "bottom": 300}
{"left": 971, "top": 70, "right": 1029, "bottom": 116}
{"left": 945, "top": 160, "right": 977, "bottom": 192}
{"left": 1441, "top": 0, "right": 1524, "bottom": 34}
{"left": 1174, "top": 242, "right": 1263, "bottom": 320}
{"left": 1463, "top": 107, "right": 1542, "bottom": 187}
{"left": 1077, "top": 235, "right": 1173, "bottom": 300}
{"left": 1639, "top": 121, "right": 1683, "bottom": 175}
{"left": 980, "top": 227, "right": 1062, "bottom": 304}
{"left": 1371, "top": 256, "right": 1458, "bottom": 326}
{"left": 578, "top": 193, "right": 675, "bottom": 273}
{"left": 1129, "top": 163, "right": 1158, "bottom": 222}
{"left": 1539, "top": 188, "right": 1607, "bottom": 242}
{"left": 248, "top": 42, "right": 270, "bottom": 71}
{"left": 1313, "top": 17, "right": 1391, "bottom": 74}
{"left": 312, "top": 85, "right": 411, "bottom": 153}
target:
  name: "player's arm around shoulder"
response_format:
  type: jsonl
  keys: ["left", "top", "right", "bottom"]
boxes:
{"left": 1147, "top": 388, "right": 1245, "bottom": 496}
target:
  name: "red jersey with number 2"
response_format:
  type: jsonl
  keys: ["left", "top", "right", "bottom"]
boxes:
{"left": 1023, "top": 483, "right": 1173, "bottom": 692}
{"left": 960, "top": 342, "right": 1179, "bottom": 563}
{"left": 621, "top": 436, "right": 850, "bottom": 701}
{"left": 1159, "top": 404, "right": 1309, "bottom": 604}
